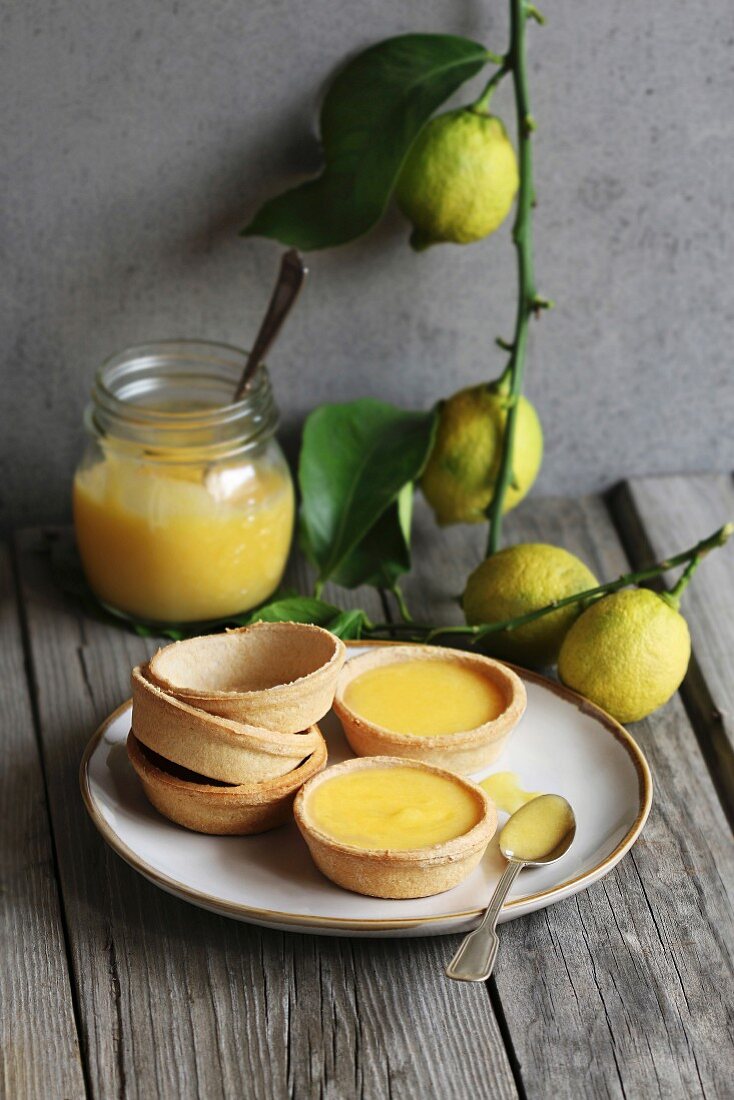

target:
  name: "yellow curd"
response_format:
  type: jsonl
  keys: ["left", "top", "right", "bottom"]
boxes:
{"left": 308, "top": 767, "right": 482, "bottom": 850}
{"left": 343, "top": 660, "right": 506, "bottom": 737}
{"left": 500, "top": 793, "right": 574, "bottom": 862}
{"left": 73, "top": 454, "right": 294, "bottom": 623}
{"left": 481, "top": 772, "right": 541, "bottom": 815}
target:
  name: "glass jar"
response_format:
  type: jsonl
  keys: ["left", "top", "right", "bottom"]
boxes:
{"left": 73, "top": 340, "right": 295, "bottom": 627}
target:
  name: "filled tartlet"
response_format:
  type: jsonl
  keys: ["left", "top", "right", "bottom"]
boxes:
{"left": 333, "top": 645, "right": 526, "bottom": 774}
{"left": 294, "top": 756, "right": 497, "bottom": 898}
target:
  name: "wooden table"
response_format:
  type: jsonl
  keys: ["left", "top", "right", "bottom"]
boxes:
{"left": 3, "top": 473, "right": 733, "bottom": 1100}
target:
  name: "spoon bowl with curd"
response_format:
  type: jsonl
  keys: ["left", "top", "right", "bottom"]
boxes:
{"left": 446, "top": 794, "right": 576, "bottom": 982}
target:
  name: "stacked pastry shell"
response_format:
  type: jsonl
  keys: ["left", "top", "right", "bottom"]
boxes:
{"left": 128, "top": 622, "right": 345, "bottom": 834}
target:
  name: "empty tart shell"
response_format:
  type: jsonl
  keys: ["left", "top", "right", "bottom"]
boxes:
{"left": 131, "top": 664, "right": 323, "bottom": 784}
{"left": 127, "top": 728, "right": 327, "bottom": 835}
{"left": 147, "top": 621, "right": 346, "bottom": 734}
{"left": 333, "top": 645, "right": 527, "bottom": 776}
{"left": 294, "top": 756, "right": 497, "bottom": 899}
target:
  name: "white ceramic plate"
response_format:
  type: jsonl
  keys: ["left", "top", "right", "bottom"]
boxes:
{"left": 81, "top": 645, "right": 652, "bottom": 937}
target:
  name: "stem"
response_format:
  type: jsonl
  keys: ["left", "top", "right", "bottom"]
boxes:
{"left": 484, "top": 0, "right": 544, "bottom": 557}
{"left": 471, "top": 58, "right": 510, "bottom": 113}
{"left": 391, "top": 584, "right": 414, "bottom": 623}
{"left": 667, "top": 558, "right": 699, "bottom": 605}
{"left": 666, "top": 523, "right": 731, "bottom": 605}
{"left": 367, "top": 524, "right": 732, "bottom": 643}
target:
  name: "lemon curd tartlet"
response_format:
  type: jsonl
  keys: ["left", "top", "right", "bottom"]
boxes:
{"left": 333, "top": 645, "right": 526, "bottom": 774}
{"left": 294, "top": 756, "right": 497, "bottom": 898}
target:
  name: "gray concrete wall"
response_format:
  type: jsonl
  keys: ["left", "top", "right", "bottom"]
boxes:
{"left": 2, "top": 0, "right": 733, "bottom": 528}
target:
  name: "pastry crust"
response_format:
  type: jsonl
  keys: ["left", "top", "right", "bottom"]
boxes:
{"left": 294, "top": 755, "right": 497, "bottom": 899}
{"left": 131, "top": 664, "right": 323, "bottom": 784}
{"left": 333, "top": 645, "right": 526, "bottom": 775}
{"left": 127, "top": 728, "right": 327, "bottom": 835}
{"left": 147, "top": 621, "right": 346, "bottom": 734}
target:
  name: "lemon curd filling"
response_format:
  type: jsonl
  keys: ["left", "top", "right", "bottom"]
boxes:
{"left": 481, "top": 772, "right": 541, "bottom": 815}
{"left": 308, "top": 768, "right": 482, "bottom": 850}
{"left": 73, "top": 453, "right": 294, "bottom": 623}
{"left": 343, "top": 660, "right": 506, "bottom": 737}
{"left": 499, "top": 793, "right": 574, "bottom": 862}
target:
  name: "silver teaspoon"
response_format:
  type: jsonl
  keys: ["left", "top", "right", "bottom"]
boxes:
{"left": 446, "top": 794, "right": 576, "bottom": 983}
{"left": 233, "top": 248, "right": 308, "bottom": 400}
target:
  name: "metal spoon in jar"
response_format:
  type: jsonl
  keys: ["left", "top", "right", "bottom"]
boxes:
{"left": 446, "top": 794, "right": 576, "bottom": 983}
{"left": 233, "top": 248, "right": 308, "bottom": 400}
{"left": 204, "top": 249, "right": 307, "bottom": 498}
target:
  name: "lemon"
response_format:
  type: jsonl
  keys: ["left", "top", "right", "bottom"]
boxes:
{"left": 421, "top": 384, "right": 542, "bottom": 526}
{"left": 558, "top": 588, "right": 691, "bottom": 723}
{"left": 395, "top": 108, "right": 519, "bottom": 249}
{"left": 463, "top": 543, "right": 598, "bottom": 667}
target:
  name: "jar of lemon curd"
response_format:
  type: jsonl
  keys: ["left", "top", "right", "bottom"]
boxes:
{"left": 73, "top": 340, "right": 295, "bottom": 627}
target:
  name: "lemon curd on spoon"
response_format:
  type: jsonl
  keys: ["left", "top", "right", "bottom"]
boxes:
{"left": 343, "top": 659, "right": 506, "bottom": 736}
{"left": 499, "top": 793, "right": 575, "bottom": 862}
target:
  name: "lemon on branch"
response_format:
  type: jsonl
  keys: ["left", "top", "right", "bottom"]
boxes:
{"left": 558, "top": 588, "right": 691, "bottom": 723}
{"left": 421, "top": 382, "right": 542, "bottom": 526}
{"left": 463, "top": 543, "right": 598, "bottom": 666}
{"left": 395, "top": 107, "right": 519, "bottom": 250}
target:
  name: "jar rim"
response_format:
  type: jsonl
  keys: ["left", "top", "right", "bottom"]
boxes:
{"left": 94, "top": 339, "right": 266, "bottom": 424}
{"left": 88, "top": 339, "right": 279, "bottom": 457}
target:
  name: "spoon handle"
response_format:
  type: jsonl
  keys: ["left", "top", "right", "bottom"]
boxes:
{"left": 233, "top": 249, "right": 307, "bottom": 400}
{"left": 445, "top": 860, "right": 523, "bottom": 982}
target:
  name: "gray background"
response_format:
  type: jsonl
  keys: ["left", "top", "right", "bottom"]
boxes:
{"left": 2, "top": 0, "right": 733, "bottom": 529}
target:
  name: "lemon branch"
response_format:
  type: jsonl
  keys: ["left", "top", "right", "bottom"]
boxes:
{"left": 484, "top": 0, "right": 549, "bottom": 557}
{"left": 368, "top": 524, "right": 732, "bottom": 643}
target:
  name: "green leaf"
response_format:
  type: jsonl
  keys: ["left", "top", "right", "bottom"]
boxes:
{"left": 242, "top": 596, "right": 372, "bottom": 640}
{"left": 299, "top": 398, "right": 437, "bottom": 585}
{"left": 243, "top": 595, "right": 343, "bottom": 627}
{"left": 242, "top": 34, "right": 490, "bottom": 249}
{"left": 326, "top": 609, "right": 372, "bottom": 639}
{"left": 330, "top": 484, "right": 413, "bottom": 590}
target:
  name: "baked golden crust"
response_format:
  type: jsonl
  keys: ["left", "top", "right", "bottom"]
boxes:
{"left": 332, "top": 645, "right": 526, "bottom": 775}
{"left": 131, "top": 664, "right": 323, "bottom": 784}
{"left": 127, "top": 728, "right": 327, "bottom": 835}
{"left": 147, "top": 621, "right": 346, "bottom": 734}
{"left": 294, "top": 755, "right": 497, "bottom": 899}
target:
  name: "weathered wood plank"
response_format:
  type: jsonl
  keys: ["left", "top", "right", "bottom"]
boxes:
{"left": 610, "top": 474, "right": 734, "bottom": 823}
{"left": 0, "top": 544, "right": 86, "bottom": 1100}
{"left": 15, "top": 528, "right": 518, "bottom": 1100}
{"left": 406, "top": 494, "right": 734, "bottom": 1099}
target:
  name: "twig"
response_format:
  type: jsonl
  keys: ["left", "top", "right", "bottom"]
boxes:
{"left": 484, "top": 0, "right": 549, "bottom": 556}
{"left": 367, "top": 524, "right": 732, "bottom": 643}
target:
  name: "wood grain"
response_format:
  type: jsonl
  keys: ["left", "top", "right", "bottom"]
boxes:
{"left": 407, "top": 493, "right": 734, "bottom": 1098}
{"left": 15, "top": 528, "right": 517, "bottom": 1100}
{"left": 0, "top": 544, "right": 86, "bottom": 1100}
{"left": 610, "top": 474, "right": 734, "bottom": 824}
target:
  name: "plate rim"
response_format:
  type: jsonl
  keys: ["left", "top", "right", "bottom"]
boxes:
{"left": 80, "top": 645, "right": 653, "bottom": 932}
